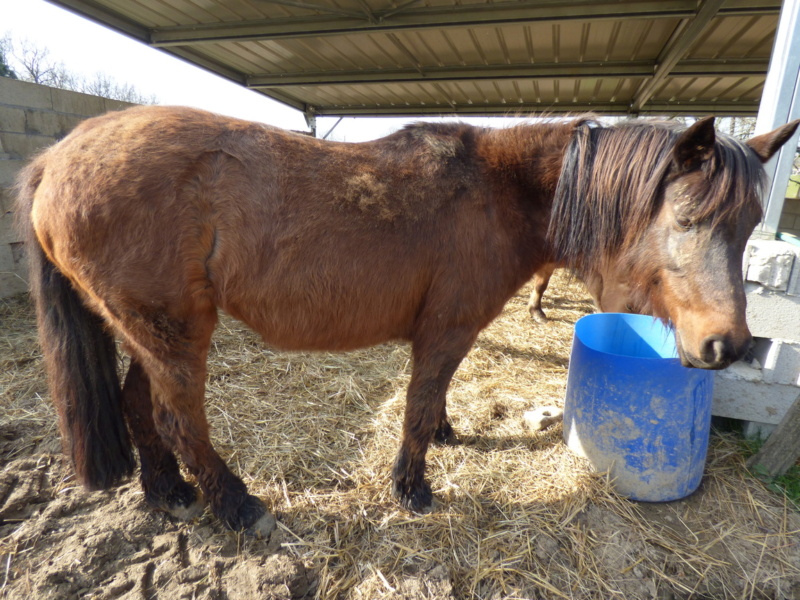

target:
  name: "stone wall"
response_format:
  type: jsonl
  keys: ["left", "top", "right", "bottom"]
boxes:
{"left": 0, "top": 76, "right": 134, "bottom": 298}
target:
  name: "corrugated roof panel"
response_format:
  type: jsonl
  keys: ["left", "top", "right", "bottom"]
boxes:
{"left": 100, "top": 0, "right": 183, "bottom": 27}
{"left": 687, "top": 15, "right": 778, "bottom": 58}
{"left": 205, "top": 41, "right": 283, "bottom": 73}
{"left": 654, "top": 75, "right": 765, "bottom": 103}
{"left": 157, "top": 0, "right": 226, "bottom": 22}
{"left": 48, "top": 0, "right": 783, "bottom": 116}
{"left": 205, "top": 1, "right": 277, "bottom": 21}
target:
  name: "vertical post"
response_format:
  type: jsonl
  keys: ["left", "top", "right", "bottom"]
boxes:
{"left": 304, "top": 109, "right": 317, "bottom": 138}
{"left": 754, "top": 0, "right": 800, "bottom": 238}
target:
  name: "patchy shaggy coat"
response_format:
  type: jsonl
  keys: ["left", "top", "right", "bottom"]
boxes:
{"left": 16, "top": 106, "right": 798, "bottom": 533}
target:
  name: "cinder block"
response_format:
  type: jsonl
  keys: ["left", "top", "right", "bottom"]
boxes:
{"left": 0, "top": 106, "right": 27, "bottom": 134}
{"left": 0, "top": 186, "right": 15, "bottom": 214}
{"left": 749, "top": 338, "right": 800, "bottom": 385}
{"left": 0, "top": 132, "right": 56, "bottom": 159}
{"left": 103, "top": 98, "right": 135, "bottom": 113}
{"left": 744, "top": 239, "right": 798, "bottom": 291}
{"left": 741, "top": 243, "right": 754, "bottom": 278}
{"left": 0, "top": 159, "right": 23, "bottom": 188}
{"left": 0, "top": 241, "right": 10, "bottom": 271}
{"left": 50, "top": 88, "right": 108, "bottom": 117}
{"left": 0, "top": 239, "right": 27, "bottom": 298}
{"left": 0, "top": 269, "right": 28, "bottom": 298}
{"left": 0, "top": 210, "right": 22, "bottom": 245}
{"left": 745, "top": 283, "right": 800, "bottom": 340}
{"left": 22, "top": 109, "right": 84, "bottom": 139}
{"left": 0, "top": 241, "right": 14, "bottom": 272}
{"left": 0, "top": 77, "right": 53, "bottom": 111}
{"left": 742, "top": 421, "right": 776, "bottom": 440}
{"left": 789, "top": 257, "right": 800, "bottom": 297}
{"left": 713, "top": 362, "right": 799, "bottom": 424}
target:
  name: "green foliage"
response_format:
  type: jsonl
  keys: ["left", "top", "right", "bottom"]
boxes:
{"left": 742, "top": 436, "right": 800, "bottom": 509}
{"left": 0, "top": 57, "right": 16, "bottom": 78}
{"left": 0, "top": 36, "right": 17, "bottom": 79}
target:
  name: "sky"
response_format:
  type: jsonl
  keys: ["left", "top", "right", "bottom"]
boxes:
{"left": 1, "top": 0, "right": 517, "bottom": 142}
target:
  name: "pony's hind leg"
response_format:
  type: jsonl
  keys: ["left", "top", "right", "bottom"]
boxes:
{"left": 151, "top": 394, "right": 274, "bottom": 535}
{"left": 120, "top": 359, "right": 203, "bottom": 520}
{"left": 528, "top": 263, "right": 556, "bottom": 323}
{"left": 122, "top": 307, "right": 275, "bottom": 537}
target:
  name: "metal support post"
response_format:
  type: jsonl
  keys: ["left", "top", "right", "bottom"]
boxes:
{"left": 304, "top": 109, "right": 317, "bottom": 138}
{"left": 754, "top": 0, "right": 800, "bottom": 238}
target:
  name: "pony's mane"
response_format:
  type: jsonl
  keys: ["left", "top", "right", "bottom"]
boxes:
{"left": 547, "top": 119, "right": 766, "bottom": 276}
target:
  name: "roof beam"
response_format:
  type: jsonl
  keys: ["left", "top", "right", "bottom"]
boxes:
{"left": 45, "top": 0, "right": 150, "bottom": 42}
{"left": 247, "top": 59, "right": 768, "bottom": 88}
{"left": 631, "top": 0, "right": 727, "bottom": 112}
{"left": 300, "top": 100, "right": 760, "bottom": 117}
{"left": 147, "top": 0, "right": 779, "bottom": 46}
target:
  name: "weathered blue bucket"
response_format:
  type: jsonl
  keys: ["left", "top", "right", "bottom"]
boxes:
{"left": 563, "top": 313, "right": 714, "bottom": 501}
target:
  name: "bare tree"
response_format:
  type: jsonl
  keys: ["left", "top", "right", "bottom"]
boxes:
{"left": 2, "top": 33, "right": 156, "bottom": 104}
{"left": 76, "top": 72, "right": 156, "bottom": 104}
{"left": 724, "top": 116, "right": 757, "bottom": 140}
{"left": 8, "top": 37, "right": 73, "bottom": 87}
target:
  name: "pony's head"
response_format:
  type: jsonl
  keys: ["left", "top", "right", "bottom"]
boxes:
{"left": 549, "top": 116, "right": 799, "bottom": 369}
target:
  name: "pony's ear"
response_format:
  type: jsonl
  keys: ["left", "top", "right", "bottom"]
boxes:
{"left": 672, "top": 116, "right": 716, "bottom": 173}
{"left": 746, "top": 120, "right": 800, "bottom": 163}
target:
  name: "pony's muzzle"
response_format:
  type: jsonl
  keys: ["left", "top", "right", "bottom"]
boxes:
{"left": 681, "top": 332, "right": 751, "bottom": 370}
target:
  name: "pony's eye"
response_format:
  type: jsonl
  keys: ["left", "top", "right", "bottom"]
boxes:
{"left": 676, "top": 216, "right": 693, "bottom": 230}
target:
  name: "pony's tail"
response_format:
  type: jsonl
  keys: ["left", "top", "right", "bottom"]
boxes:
{"left": 16, "top": 159, "right": 135, "bottom": 490}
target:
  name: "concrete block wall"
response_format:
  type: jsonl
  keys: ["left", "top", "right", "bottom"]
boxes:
{"left": 713, "top": 238, "right": 800, "bottom": 431}
{"left": 0, "top": 77, "right": 134, "bottom": 298}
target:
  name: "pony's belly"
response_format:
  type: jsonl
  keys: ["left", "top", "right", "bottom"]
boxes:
{"left": 222, "top": 296, "right": 415, "bottom": 352}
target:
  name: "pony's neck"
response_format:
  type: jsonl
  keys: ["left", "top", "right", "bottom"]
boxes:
{"left": 476, "top": 121, "right": 575, "bottom": 198}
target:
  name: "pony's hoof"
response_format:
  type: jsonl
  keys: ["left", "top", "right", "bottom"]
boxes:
{"left": 246, "top": 511, "right": 277, "bottom": 539}
{"left": 169, "top": 495, "right": 206, "bottom": 521}
{"left": 147, "top": 481, "right": 204, "bottom": 521}
{"left": 433, "top": 421, "right": 460, "bottom": 446}
{"left": 529, "top": 308, "right": 549, "bottom": 324}
{"left": 393, "top": 480, "right": 434, "bottom": 514}
{"left": 221, "top": 493, "right": 275, "bottom": 535}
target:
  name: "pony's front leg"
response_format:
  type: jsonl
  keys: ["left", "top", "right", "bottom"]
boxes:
{"left": 392, "top": 329, "right": 476, "bottom": 512}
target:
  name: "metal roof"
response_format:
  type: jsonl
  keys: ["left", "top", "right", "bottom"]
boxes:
{"left": 48, "top": 0, "right": 783, "bottom": 118}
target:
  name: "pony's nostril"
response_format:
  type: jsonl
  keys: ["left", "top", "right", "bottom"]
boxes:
{"left": 700, "top": 334, "right": 727, "bottom": 365}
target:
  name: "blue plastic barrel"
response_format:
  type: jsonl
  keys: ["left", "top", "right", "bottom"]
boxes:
{"left": 563, "top": 313, "right": 714, "bottom": 501}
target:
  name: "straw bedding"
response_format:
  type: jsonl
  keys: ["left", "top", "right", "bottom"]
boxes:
{"left": 0, "top": 272, "right": 798, "bottom": 599}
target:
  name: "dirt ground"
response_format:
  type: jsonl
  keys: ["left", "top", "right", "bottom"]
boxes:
{"left": 1, "top": 277, "right": 799, "bottom": 599}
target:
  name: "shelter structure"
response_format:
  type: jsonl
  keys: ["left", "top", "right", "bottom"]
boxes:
{"left": 49, "top": 0, "right": 784, "bottom": 124}
{"left": 25, "top": 0, "right": 800, "bottom": 436}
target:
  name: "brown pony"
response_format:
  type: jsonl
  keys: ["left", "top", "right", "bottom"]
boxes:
{"left": 15, "top": 106, "right": 798, "bottom": 536}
